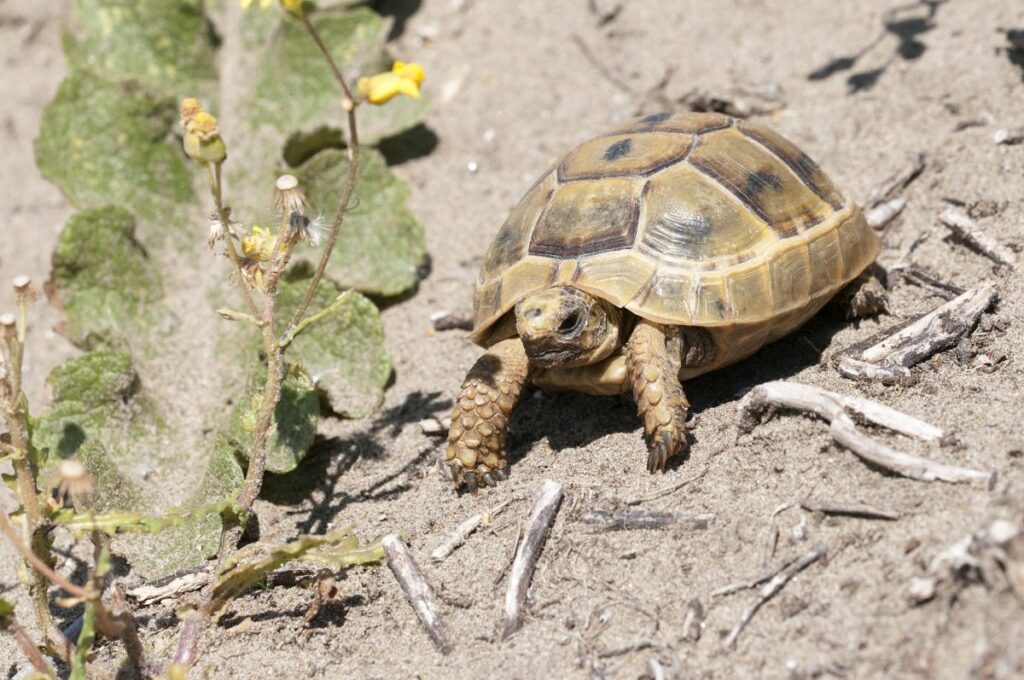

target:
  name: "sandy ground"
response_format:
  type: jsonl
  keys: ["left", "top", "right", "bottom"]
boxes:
{"left": 3, "top": 0, "right": 1024, "bottom": 677}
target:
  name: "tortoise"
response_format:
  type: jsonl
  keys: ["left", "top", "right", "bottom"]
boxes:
{"left": 446, "top": 112, "right": 885, "bottom": 492}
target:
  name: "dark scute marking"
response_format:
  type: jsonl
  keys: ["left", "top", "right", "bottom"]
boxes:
{"left": 740, "top": 127, "right": 843, "bottom": 209}
{"left": 603, "top": 138, "right": 632, "bottom": 161}
{"left": 744, "top": 170, "right": 784, "bottom": 198}
{"left": 641, "top": 112, "right": 672, "bottom": 125}
{"left": 689, "top": 157, "right": 772, "bottom": 226}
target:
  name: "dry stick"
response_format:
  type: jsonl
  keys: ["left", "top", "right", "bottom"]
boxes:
{"left": 382, "top": 534, "right": 452, "bottom": 654}
{"left": 580, "top": 509, "right": 714, "bottom": 531}
{"left": 724, "top": 542, "right": 827, "bottom": 649}
{"left": 838, "top": 284, "right": 997, "bottom": 384}
{"left": 6, "top": 617, "right": 54, "bottom": 678}
{"left": 430, "top": 498, "right": 513, "bottom": 561}
{"left": 711, "top": 553, "right": 801, "bottom": 598}
{"left": 799, "top": 498, "right": 900, "bottom": 521}
{"left": 499, "top": 480, "right": 564, "bottom": 640}
{"left": 938, "top": 209, "right": 1017, "bottom": 269}
{"left": 859, "top": 284, "right": 996, "bottom": 366}
{"left": 128, "top": 569, "right": 212, "bottom": 606}
{"left": 737, "top": 381, "right": 991, "bottom": 484}
{"left": 864, "top": 196, "right": 906, "bottom": 229}
{"left": 864, "top": 152, "right": 926, "bottom": 207}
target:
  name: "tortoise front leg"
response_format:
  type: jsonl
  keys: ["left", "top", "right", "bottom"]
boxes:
{"left": 446, "top": 338, "right": 529, "bottom": 492}
{"left": 837, "top": 263, "right": 889, "bottom": 319}
{"left": 625, "top": 320, "right": 689, "bottom": 472}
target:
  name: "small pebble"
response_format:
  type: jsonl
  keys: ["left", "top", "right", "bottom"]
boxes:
{"left": 467, "top": 161, "right": 479, "bottom": 173}
{"left": 994, "top": 128, "right": 1024, "bottom": 145}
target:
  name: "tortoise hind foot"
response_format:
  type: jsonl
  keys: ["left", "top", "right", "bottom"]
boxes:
{"left": 445, "top": 338, "right": 528, "bottom": 493}
{"left": 839, "top": 263, "right": 889, "bottom": 320}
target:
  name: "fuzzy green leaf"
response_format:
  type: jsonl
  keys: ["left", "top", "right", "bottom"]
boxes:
{"left": 230, "top": 363, "right": 319, "bottom": 475}
{"left": 50, "top": 207, "right": 175, "bottom": 350}
{"left": 34, "top": 70, "right": 193, "bottom": 228}
{"left": 293, "top": 148, "right": 426, "bottom": 296}
{"left": 33, "top": 350, "right": 161, "bottom": 464}
{"left": 122, "top": 437, "right": 244, "bottom": 579}
{"left": 241, "top": 8, "right": 425, "bottom": 153}
{"left": 64, "top": 0, "right": 217, "bottom": 96}
{"left": 278, "top": 276, "right": 392, "bottom": 418}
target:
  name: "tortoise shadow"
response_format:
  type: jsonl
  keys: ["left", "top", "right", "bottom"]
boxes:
{"left": 504, "top": 305, "right": 856, "bottom": 470}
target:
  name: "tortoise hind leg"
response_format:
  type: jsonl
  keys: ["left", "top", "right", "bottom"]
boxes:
{"left": 625, "top": 320, "right": 690, "bottom": 472}
{"left": 836, "top": 263, "right": 889, "bottom": 319}
{"left": 446, "top": 338, "right": 529, "bottom": 492}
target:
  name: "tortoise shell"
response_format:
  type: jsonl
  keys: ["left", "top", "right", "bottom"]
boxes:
{"left": 472, "top": 112, "right": 880, "bottom": 360}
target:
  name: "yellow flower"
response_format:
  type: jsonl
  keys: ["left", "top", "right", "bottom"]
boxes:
{"left": 240, "top": 0, "right": 302, "bottom": 13}
{"left": 241, "top": 226, "right": 277, "bottom": 262}
{"left": 183, "top": 111, "right": 227, "bottom": 165}
{"left": 356, "top": 61, "right": 426, "bottom": 105}
{"left": 179, "top": 97, "right": 202, "bottom": 129}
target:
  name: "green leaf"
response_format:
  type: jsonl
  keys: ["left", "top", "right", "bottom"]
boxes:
{"left": 242, "top": 8, "right": 425, "bottom": 151}
{"left": 293, "top": 148, "right": 426, "bottom": 296}
{"left": 34, "top": 70, "right": 193, "bottom": 228}
{"left": 0, "top": 596, "right": 14, "bottom": 620}
{"left": 278, "top": 276, "right": 392, "bottom": 418}
{"left": 50, "top": 207, "right": 175, "bottom": 350}
{"left": 229, "top": 363, "right": 319, "bottom": 474}
{"left": 64, "top": 0, "right": 217, "bottom": 96}
{"left": 210, "top": 525, "right": 382, "bottom": 617}
{"left": 121, "top": 438, "right": 244, "bottom": 579}
{"left": 33, "top": 350, "right": 161, "bottom": 463}
{"left": 70, "top": 602, "right": 95, "bottom": 680}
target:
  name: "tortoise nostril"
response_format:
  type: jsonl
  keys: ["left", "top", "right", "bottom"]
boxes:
{"left": 558, "top": 311, "right": 581, "bottom": 335}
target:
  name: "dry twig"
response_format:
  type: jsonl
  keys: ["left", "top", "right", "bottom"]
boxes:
{"left": 499, "top": 480, "right": 564, "bottom": 640}
{"left": 799, "top": 498, "right": 899, "bottom": 521}
{"left": 838, "top": 284, "right": 998, "bottom": 384}
{"left": 430, "top": 498, "right": 512, "bottom": 561}
{"left": 737, "top": 381, "right": 991, "bottom": 485}
{"left": 382, "top": 534, "right": 452, "bottom": 654}
{"left": 864, "top": 153, "right": 926, "bottom": 207}
{"left": 623, "top": 467, "right": 708, "bottom": 505}
{"left": 939, "top": 209, "right": 1017, "bottom": 269}
{"left": 864, "top": 196, "right": 906, "bottom": 229}
{"left": 724, "top": 542, "right": 827, "bottom": 649}
{"left": 580, "top": 509, "right": 714, "bottom": 531}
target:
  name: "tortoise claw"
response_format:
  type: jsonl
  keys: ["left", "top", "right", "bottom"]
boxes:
{"left": 482, "top": 472, "right": 496, "bottom": 487}
{"left": 647, "top": 430, "right": 681, "bottom": 473}
{"left": 464, "top": 471, "right": 479, "bottom": 494}
{"left": 494, "top": 468, "right": 508, "bottom": 481}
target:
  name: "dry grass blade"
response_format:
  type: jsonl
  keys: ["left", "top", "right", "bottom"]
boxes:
{"left": 799, "top": 498, "right": 899, "bottom": 521}
{"left": 724, "top": 542, "right": 827, "bottom": 649}
{"left": 938, "top": 209, "right": 1017, "bottom": 269}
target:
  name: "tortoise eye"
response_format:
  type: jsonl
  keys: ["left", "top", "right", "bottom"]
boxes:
{"left": 559, "top": 312, "right": 581, "bottom": 335}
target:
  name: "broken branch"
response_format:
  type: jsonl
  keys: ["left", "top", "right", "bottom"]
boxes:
{"left": 939, "top": 209, "right": 1017, "bottom": 269}
{"left": 737, "top": 381, "right": 991, "bottom": 484}
{"left": 382, "top": 534, "right": 452, "bottom": 654}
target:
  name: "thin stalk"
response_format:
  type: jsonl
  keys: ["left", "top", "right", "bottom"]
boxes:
{"left": 0, "top": 509, "right": 92, "bottom": 600}
{"left": 287, "top": 15, "right": 361, "bottom": 334}
{"left": 5, "top": 300, "right": 57, "bottom": 647}
{"left": 280, "top": 290, "right": 352, "bottom": 349}
{"left": 204, "top": 163, "right": 261, "bottom": 319}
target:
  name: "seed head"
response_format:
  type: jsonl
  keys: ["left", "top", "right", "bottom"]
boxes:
{"left": 273, "top": 174, "right": 308, "bottom": 216}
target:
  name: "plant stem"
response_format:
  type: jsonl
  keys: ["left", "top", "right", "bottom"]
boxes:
{"left": 0, "top": 509, "right": 92, "bottom": 600}
{"left": 287, "top": 15, "right": 361, "bottom": 335}
{"left": 4, "top": 301, "right": 58, "bottom": 648}
{"left": 204, "top": 163, "right": 261, "bottom": 319}
{"left": 280, "top": 290, "right": 352, "bottom": 349}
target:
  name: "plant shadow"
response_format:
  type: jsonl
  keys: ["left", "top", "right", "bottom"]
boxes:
{"left": 807, "top": 0, "right": 948, "bottom": 93}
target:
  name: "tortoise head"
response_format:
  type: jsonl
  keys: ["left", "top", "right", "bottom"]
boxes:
{"left": 514, "top": 286, "right": 623, "bottom": 369}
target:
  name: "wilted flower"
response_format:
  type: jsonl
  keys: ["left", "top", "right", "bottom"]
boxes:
{"left": 357, "top": 61, "right": 426, "bottom": 105}
{"left": 241, "top": 226, "right": 277, "bottom": 262}
{"left": 273, "top": 174, "right": 308, "bottom": 215}
{"left": 288, "top": 210, "right": 324, "bottom": 247}
{"left": 183, "top": 111, "right": 227, "bottom": 166}
{"left": 55, "top": 460, "right": 95, "bottom": 509}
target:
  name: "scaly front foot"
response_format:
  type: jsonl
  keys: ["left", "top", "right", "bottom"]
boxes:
{"left": 446, "top": 338, "right": 529, "bottom": 492}
{"left": 625, "top": 320, "right": 690, "bottom": 472}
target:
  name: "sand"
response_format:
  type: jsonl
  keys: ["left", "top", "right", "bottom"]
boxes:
{"left": 2, "top": 0, "right": 1023, "bottom": 677}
